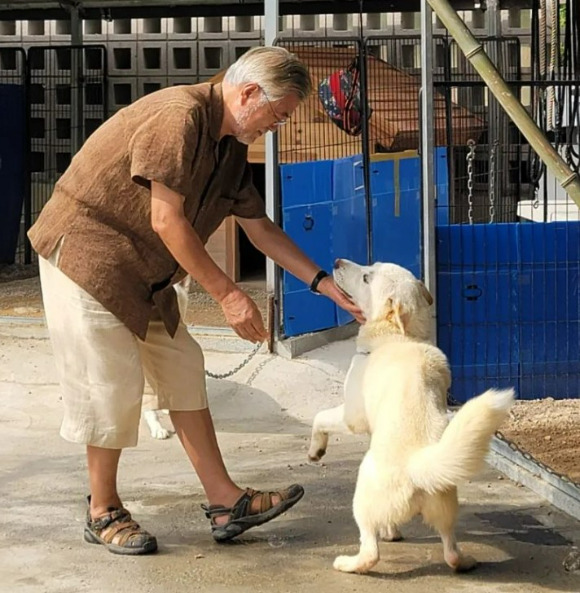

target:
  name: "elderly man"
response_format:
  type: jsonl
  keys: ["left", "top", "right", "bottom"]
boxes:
{"left": 29, "top": 46, "right": 361, "bottom": 555}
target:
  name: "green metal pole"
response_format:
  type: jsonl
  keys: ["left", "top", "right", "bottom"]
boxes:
{"left": 426, "top": 0, "right": 580, "bottom": 207}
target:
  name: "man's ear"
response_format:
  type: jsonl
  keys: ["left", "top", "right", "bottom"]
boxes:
{"left": 240, "top": 82, "right": 260, "bottom": 104}
{"left": 385, "top": 300, "right": 409, "bottom": 335}
{"left": 418, "top": 281, "right": 433, "bottom": 306}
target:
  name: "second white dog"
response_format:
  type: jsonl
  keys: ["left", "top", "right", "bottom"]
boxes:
{"left": 309, "top": 259, "right": 514, "bottom": 575}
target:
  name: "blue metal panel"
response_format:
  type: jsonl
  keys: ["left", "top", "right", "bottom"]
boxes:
{"left": 333, "top": 155, "right": 365, "bottom": 201}
{"left": 281, "top": 160, "right": 337, "bottom": 337}
{"left": 370, "top": 158, "right": 392, "bottom": 195}
{"left": 281, "top": 150, "right": 441, "bottom": 338}
{"left": 352, "top": 157, "right": 365, "bottom": 199}
{"left": 371, "top": 156, "right": 421, "bottom": 277}
{"left": 435, "top": 147, "right": 450, "bottom": 226}
{"left": 283, "top": 289, "right": 337, "bottom": 336}
{"left": 443, "top": 357, "right": 519, "bottom": 403}
{"left": 436, "top": 223, "right": 520, "bottom": 403}
{"left": 436, "top": 223, "right": 520, "bottom": 272}
{"left": 518, "top": 220, "right": 580, "bottom": 265}
{"left": 437, "top": 271, "right": 519, "bottom": 353}
{"left": 333, "top": 194, "right": 367, "bottom": 326}
{"left": 517, "top": 223, "right": 580, "bottom": 399}
{"left": 397, "top": 157, "right": 422, "bottom": 277}
{"left": 520, "top": 360, "right": 580, "bottom": 400}
{"left": 332, "top": 156, "right": 368, "bottom": 326}
{"left": 437, "top": 278, "right": 520, "bottom": 403}
{"left": 518, "top": 266, "right": 580, "bottom": 325}
{"left": 369, "top": 160, "right": 393, "bottom": 265}
{"left": 280, "top": 160, "right": 333, "bottom": 208}
{"left": 0, "top": 84, "right": 27, "bottom": 263}
{"left": 437, "top": 269, "right": 520, "bottom": 325}
{"left": 436, "top": 221, "right": 580, "bottom": 402}
{"left": 282, "top": 203, "right": 334, "bottom": 294}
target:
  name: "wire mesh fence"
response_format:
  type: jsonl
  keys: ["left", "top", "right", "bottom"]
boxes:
{"left": 274, "top": 37, "right": 364, "bottom": 163}
{"left": 26, "top": 45, "right": 108, "bottom": 263}
{"left": 434, "top": 37, "right": 524, "bottom": 224}
{"left": 364, "top": 35, "right": 449, "bottom": 152}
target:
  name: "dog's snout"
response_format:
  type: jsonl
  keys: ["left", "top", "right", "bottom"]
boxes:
{"left": 334, "top": 259, "right": 343, "bottom": 269}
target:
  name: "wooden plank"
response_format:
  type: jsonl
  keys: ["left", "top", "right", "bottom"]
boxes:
{"left": 225, "top": 217, "right": 240, "bottom": 282}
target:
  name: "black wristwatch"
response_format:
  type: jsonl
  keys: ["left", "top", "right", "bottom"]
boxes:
{"left": 309, "top": 270, "right": 329, "bottom": 294}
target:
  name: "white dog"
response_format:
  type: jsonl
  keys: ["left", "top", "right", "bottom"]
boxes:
{"left": 309, "top": 259, "right": 514, "bottom": 575}
{"left": 142, "top": 394, "right": 172, "bottom": 440}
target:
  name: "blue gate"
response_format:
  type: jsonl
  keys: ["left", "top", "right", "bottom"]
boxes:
{"left": 280, "top": 150, "right": 424, "bottom": 337}
{"left": 281, "top": 146, "right": 580, "bottom": 403}
{"left": 437, "top": 220, "right": 580, "bottom": 403}
{"left": 280, "top": 156, "right": 366, "bottom": 336}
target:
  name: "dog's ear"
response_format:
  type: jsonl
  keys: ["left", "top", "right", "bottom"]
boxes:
{"left": 386, "top": 299, "right": 410, "bottom": 335}
{"left": 418, "top": 281, "right": 433, "bottom": 306}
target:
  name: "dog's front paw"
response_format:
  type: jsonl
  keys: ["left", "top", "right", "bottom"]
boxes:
{"left": 144, "top": 410, "right": 173, "bottom": 440}
{"left": 333, "top": 555, "right": 371, "bottom": 574}
{"left": 453, "top": 555, "right": 478, "bottom": 573}
{"left": 445, "top": 550, "right": 478, "bottom": 573}
{"left": 151, "top": 426, "right": 172, "bottom": 440}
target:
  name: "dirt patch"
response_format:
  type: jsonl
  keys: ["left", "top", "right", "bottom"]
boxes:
{"left": 0, "top": 267, "right": 267, "bottom": 328}
{"left": 500, "top": 398, "right": 580, "bottom": 484}
{"left": 184, "top": 278, "right": 267, "bottom": 327}
{"left": 0, "top": 270, "right": 43, "bottom": 318}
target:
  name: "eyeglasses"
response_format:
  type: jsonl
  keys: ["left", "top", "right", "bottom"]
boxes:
{"left": 260, "top": 87, "right": 288, "bottom": 127}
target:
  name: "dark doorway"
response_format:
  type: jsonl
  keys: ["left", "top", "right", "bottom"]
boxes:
{"left": 239, "top": 162, "right": 266, "bottom": 280}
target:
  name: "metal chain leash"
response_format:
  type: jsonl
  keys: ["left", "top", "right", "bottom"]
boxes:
{"left": 466, "top": 139, "right": 476, "bottom": 225}
{"left": 532, "top": 183, "right": 540, "bottom": 209}
{"left": 246, "top": 357, "right": 274, "bottom": 386}
{"left": 489, "top": 140, "right": 498, "bottom": 223}
{"left": 494, "top": 429, "right": 580, "bottom": 490}
{"left": 205, "top": 342, "right": 262, "bottom": 380}
{"left": 447, "top": 394, "right": 580, "bottom": 490}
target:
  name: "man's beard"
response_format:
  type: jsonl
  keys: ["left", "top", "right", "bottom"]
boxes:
{"left": 232, "top": 103, "right": 260, "bottom": 145}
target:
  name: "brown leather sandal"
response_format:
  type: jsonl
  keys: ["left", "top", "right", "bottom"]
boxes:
{"left": 84, "top": 497, "right": 158, "bottom": 555}
{"left": 201, "top": 484, "right": 304, "bottom": 543}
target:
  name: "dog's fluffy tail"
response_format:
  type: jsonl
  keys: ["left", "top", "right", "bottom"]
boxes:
{"left": 407, "top": 388, "right": 514, "bottom": 494}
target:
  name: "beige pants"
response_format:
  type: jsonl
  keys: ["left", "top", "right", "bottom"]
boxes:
{"left": 38, "top": 244, "right": 208, "bottom": 449}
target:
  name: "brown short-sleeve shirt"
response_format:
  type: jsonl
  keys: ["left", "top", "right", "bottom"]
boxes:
{"left": 28, "top": 83, "right": 265, "bottom": 340}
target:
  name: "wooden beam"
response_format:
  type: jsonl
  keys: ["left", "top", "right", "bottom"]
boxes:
{"left": 225, "top": 217, "right": 240, "bottom": 282}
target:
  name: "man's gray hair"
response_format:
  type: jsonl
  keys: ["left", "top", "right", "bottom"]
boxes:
{"left": 224, "top": 46, "right": 312, "bottom": 102}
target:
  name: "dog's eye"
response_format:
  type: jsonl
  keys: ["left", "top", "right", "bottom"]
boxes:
{"left": 363, "top": 274, "right": 370, "bottom": 283}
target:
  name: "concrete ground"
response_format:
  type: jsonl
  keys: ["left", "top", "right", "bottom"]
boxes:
{"left": 1, "top": 320, "right": 579, "bottom": 593}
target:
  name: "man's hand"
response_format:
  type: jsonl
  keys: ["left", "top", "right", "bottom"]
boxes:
{"left": 151, "top": 182, "right": 267, "bottom": 343}
{"left": 236, "top": 217, "right": 365, "bottom": 324}
{"left": 220, "top": 288, "right": 268, "bottom": 343}
{"left": 316, "top": 276, "right": 365, "bottom": 324}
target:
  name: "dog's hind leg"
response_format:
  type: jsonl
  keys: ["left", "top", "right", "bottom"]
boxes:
{"left": 334, "top": 453, "right": 381, "bottom": 574}
{"left": 379, "top": 524, "right": 403, "bottom": 542}
{"left": 422, "top": 489, "right": 477, "bottom": 572}
{"left": 308, "top": 404, "right": 347, "bottom": 461}
{"left": 334, "top": 524, "right": 379, "bottom": 574}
